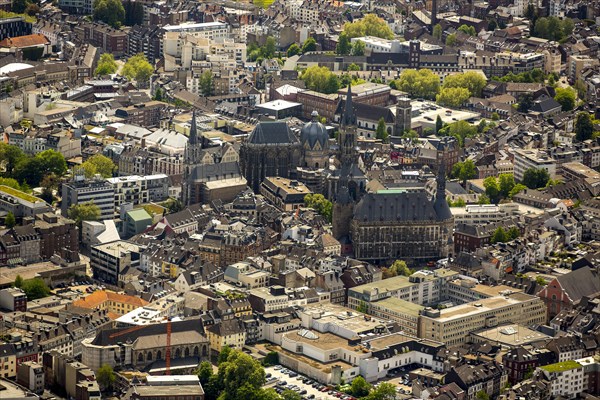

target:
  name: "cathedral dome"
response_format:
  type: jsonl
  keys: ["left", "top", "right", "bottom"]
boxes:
{"left": 301, "top": 111, "right": 329, "bottom": 150}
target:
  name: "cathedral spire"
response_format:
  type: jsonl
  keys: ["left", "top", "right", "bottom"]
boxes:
{"left": 342, "top": 84, "right": 355, "bottom": 127}
{"left": 189, "top": 110, "right": 198, "bottom": 145}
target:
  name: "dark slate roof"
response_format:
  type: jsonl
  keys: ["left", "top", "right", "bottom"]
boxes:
{"left": 354, "top": 191, "right": 452, "bottom": 222}
{"left": 367, "top": 52, "right": 409, "bottom": 65}
{"left": 529, "top": 97, "right": 561, "bottom": 113}
{"left": 301, "top": 116, "right": 329, "bottom": 149}
{"left": 190, "top": 161, "right": 242, "bottom": 181}
{"left": 91, "top": 318, "right": 204, "bottom": 346}
{"left": 247, "top": 121, "right": 299, "bottom": 145}
{"left": 555, "top": 267, "right": 600, "bottom": 302}
{"left": 336, "top": 100, "right": 395, "bottom": 123}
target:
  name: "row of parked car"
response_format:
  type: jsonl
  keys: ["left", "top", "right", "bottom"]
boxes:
{"left": 271, "top": 366, "right": 357, "bottom": 400}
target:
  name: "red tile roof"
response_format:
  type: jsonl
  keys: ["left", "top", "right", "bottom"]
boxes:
{"left": 0, "top": 34, "right": 49, "bottom": 48}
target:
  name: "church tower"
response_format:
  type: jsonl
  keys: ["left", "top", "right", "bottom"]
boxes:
{"left": 332, "top": 85, "right": 358, "bottom": 248}
{"left": 394, "top": 97, "right": 412, "bottom": 136}
{"left": 182, "top": 110, "right": 206, "bottom": 206}
{"left": 338, "top": 85, "right": 357, "bottom": 167}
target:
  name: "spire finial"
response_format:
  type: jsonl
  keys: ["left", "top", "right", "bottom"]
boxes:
{"left": 343, "top": 83, "right": 354, "bottom": 126}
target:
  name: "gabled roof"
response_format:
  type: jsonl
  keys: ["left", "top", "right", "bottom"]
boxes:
{"left": 0, "top": 34, "right": 50, "bottom": 48}
{"left": 554, "top": 267, "right": 600, "bottom": 302}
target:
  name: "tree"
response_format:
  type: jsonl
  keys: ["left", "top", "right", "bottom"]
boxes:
{"left": 433, "top": 24, "right": 442, "bottom": 40}
{"left": 215, "top": 349, "right": 266, "bottom": 400}
{"left": 302, "top": 37, "right": 317, "bottom": 53}
{"left": 454, "top": 160, "right": 477, "bottom": 185}
{"left": 196, "top": 361, "right": 213, "bottom": 385}
{"left": 38, "top": 150, "right": 67, "bottom": 177}
{"left": 93, "top": 0, "right": 125, "bottom": 28}
{"left": 263, "top": 351, "right": 279, "bottom": 366}
{"left": 491, "top": 227, "right": 508, "bottom": 244}
{"left": 263, "top": 36, "right": 276, "bottom": 59}
{"left": 394, "top": 69, "right": 440, "bottom": 100}
{"left": 478, "top": 194, "right": 491, "bottom": 204}
{"left": 508, "top": 226, "right": 520, "bottom": 240}
{"left": 199, "top": 70, "right": 214, "bottom": 97}
{"left": 487, "top": 19, "right": 498, "bottom": 31}
{"left": 458, "top": 24, "right": 476, "bottom": 36}
{"left": 535, "top": 276, "right": 548, "bottom": 286}
{"left": 217, "top": 346, "right": 232, "bottom": 365}
{"left": 25, "top": 3, "right": 40, "bottom": 15}
{"left": 522, "top": 168, "right": 550, "bottom": 189}
{"left": 509, "top": 183, "right": 527, "bottom": 198}
{"left": 97, "top": 364, "right": 116, "bottom": 390}
{"left": 445, "top": 33, "right": 457, "bottom": 46}
{"left": 21, "top": 278, "right": 51, "bottom": 300}
{"left": 376, "top": 118, "right": 388, "bottom": 142}
{"left": 344, "top": 14, "right": 394, "bottom": 39}
{"left": 14, "top": 274, "right": 23, "bottom": 288}
{"left": 81, "top": 154, "right": 115, "bottom": 178}
{"left": 68, "top": 202, "right": 101, "bottom": 227}
{"left": 301, "top": 66, "right": 339, "bottom": 94}
{"left": 122, "top": 53, "right": 154, "bottom": 85}
{"left": 287, "top": 43, "right": 301, "bottom": 57}
{"left": 437, "top": 120, "right": 477, "bottom": 147}
{"left": 476, "top": 390, "right": 490, "bottom": 400}
{"left": 124, "top": 0, "right": 144, "bottom": 25}
{"left": 491, "top": 112, "right": 499, "bottom": 121}
{"left": 517, "top": 93, "right": 533, "bottom": 113}
{"left": 95, "top": 53, "right": 118, "bottom": 76}
{"left": 336, "top": 32, "right": 351, "bottom": 55}
{"left": 5, "top": 212, "right": 16, "bottom": 228}
{"left": 447, "top": 197, "right": 466, "bottom": 207}
{"left": 436, "top": 87, "right": 470, "bottom": 107}
{"left": 443, "top": 71, "right": 487, "bottom": 97}
{"left": 351, "top": 377, "right": 371, "bottom": 397}
{"left": 436, "top": 115, "right": 443, "bottom": 133}
{"left": 352, "top": 40, "right": 365, "bottom": 56}
{"left": 347, "top": 63, "right": 361, "bottom": 71}
{"left": 304, "top": 193, "right": 333, "bottom": 222}
{"left": 0, "top": 143, "right": 26, "bottom": 177}
{"left": 153, "top": 87, "right": 164, "bottom": 101}
{"left": 484, "top": 176, "right": 500, "bottom": 203}
{"left": 499, "top": 173, "right": 515, "bottom": 198}
{"left": 575, "top": 112, "right": 594, "bottom": 142}
{"left": 388, "top": 260, "right": 412, "bottom": 277}
{"left": 281, "top": 390, "right": 302, "bottom": 400}
{"left": 365, "top": 382, "right": 397, "bottom": 400}
{"left": 554, "top": 87, "right": 576, "bottom": 111}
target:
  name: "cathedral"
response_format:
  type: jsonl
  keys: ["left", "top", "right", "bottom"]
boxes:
{"left": 331, "top": 86, "right": 453, "bottom": 263}
{"left": 239, "top": 120, "right": 302, "bottom": 193}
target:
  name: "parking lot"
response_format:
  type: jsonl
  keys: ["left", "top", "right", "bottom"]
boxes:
{"left": 264, "top": 366, "right": 356, "bottom": 400}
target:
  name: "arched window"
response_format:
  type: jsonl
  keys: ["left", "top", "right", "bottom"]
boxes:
{"left": 175, "top": 348, "right": 181, "bottom": 359}
{"left": 193, "top": 346, "right": 199, "bottom": 357}
{"left": 185, "top": 348, "right": 190, "bottom": 357}
{"left": 202, "top": 346, "right": 208, "bottom": 357}
{"left": 157, "top": 350, "right": 162, "bottom": 360}
{"left": 147, "top": 352, "right": 152, "bottom": 361}
{"left": 552, "top": 294, "right": 557, "bottom": 300}
{"left": 138, "top": 353, "right": 144, "bottom": 362}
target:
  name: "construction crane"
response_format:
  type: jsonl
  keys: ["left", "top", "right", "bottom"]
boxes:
{"left": 165, "top": 318, "right": 172, "bottom": 375}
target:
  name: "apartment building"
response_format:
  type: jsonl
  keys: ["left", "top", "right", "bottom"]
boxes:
{"left": 61, "top": 178, "right": 116, "bottom": 220}
{"left": 538, "top": 361, "right": 584, "bottom": 399}
{"left": 162, "top": 21, "right": 229, "bottom": 40}
{"left": 106, "top": 174, "right": 169, "bottom": 208}
{"left": 418, "top": 292, "right": 547, "bottom": 346}
{"left": 513, "top": 149, "right": 557, "bottom": 181}
{"left": 115, "top": 101, "right": 167, "bottom": 128}
{"left": 90, "top": 241, "right": 141, "bottom": 285}
{"left": 347, "top": 269, "right": 459, "bottom": 310}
